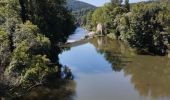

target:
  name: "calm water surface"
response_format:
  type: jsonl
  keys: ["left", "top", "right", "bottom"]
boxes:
{"left": 59, "top": 28, "right": 170, "bottom": 100}
{"left": 67, "top": 27, "right": 88, "bottom": 43}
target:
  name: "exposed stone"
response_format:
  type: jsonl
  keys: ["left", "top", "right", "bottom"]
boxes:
{"left": 96, "top": 23, "right": 103, "bottom": 35}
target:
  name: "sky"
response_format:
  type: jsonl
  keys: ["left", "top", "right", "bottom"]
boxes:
{"left": 78, "top": 0, "right": 149, "bottom": 6}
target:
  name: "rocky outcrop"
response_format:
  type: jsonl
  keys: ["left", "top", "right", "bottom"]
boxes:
{"left": 87, "top": 31, "right": 96, "bottom": 37}
{"left": 96, "top": 23, "right": 103, "bottom": 35}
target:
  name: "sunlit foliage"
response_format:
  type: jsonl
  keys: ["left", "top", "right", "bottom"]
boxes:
{"left": 84, "top": 0, "right": 170, "bottom": 55}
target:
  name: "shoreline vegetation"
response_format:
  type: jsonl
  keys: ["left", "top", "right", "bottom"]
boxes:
{"left": 1, "top": 0, "right": 170, "bottom": 99}
{"left": 82, "top": 0, "right": 170, "bottom": 56}
{"left": 0, "top": 0, "right": 75, "bottom": 99}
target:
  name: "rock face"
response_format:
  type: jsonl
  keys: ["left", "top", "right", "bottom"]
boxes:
{"left": 96, "top": 23, "right": 104, "bottom": 35}
{"left": 86, "top": 23, "right": 105, "bottom": 37}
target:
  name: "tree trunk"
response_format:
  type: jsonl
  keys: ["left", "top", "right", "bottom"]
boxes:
{"left": 50, "top": 39, "right": 61, "bottom": 64}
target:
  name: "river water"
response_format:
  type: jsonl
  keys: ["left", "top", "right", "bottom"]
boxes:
{"left": 67, "top": 27, "right": 88, "bottom": 43}
{"left": 58, "top": 28, "right": 170, "bottom": 100}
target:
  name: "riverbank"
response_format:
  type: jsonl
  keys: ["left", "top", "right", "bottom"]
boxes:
{"left": 66, "top": 27, "right": 105, "bottom": 44}
{"left": 66, "top": 27, "right": 170, "bottom": 57}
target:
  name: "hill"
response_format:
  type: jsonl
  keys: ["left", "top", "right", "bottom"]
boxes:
{"left": 66, "top": 0, "right": 96, "bottom": 26}
{"left": 66, "top": 0, "right": 96, "bottom": 11}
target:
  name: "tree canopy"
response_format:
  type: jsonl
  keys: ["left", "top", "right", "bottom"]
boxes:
{"left": 84, "top": 0, "right": 170, "bottom": 55}
{"left": 0, "top": 0, "right": 75, "bottom": 98}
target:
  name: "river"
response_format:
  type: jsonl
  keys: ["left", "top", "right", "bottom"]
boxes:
{"left": 67, "top": 27, "right": 88, "bottom": 43}
{"left": 58, "top": 28, "right": 170, "bottom": 100}
{"left": 21, "top": 28, "right": 170, "bottom": 100}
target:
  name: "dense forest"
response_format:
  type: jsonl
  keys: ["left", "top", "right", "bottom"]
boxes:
{"left": 0, "top": 0, "right": 75, "bottom": 98}
{"left": 84, "top": 0, "right": 170, "bottom": 55}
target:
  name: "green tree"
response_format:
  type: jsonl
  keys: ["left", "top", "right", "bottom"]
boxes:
{"left": 4, "top": 21, "right": 53, "bottom": 87}
{"left": 91, "top": 7, "right": 108, "bottom": 28}
{"left": 19, "top": 0, "right": 75, "bottom": 62}
{"left": 125, "top": 0, "right": 130, "bottom": 11}
{"left": 0, "top": 0, "right": 75, "bottom": 97}
{"left": 84, "top": 10, "right": 94, "bottom": 30}
{"left": 104, "top": 4, "right": 128, "bottom": 38}
{"left": 111, "top": 0, "right": 123, "bottom": 5}
{"left": 0, "top": 0, "right": 21, "bottom": 52}
{"left": 127, "top": 3, "right": 168, "bottom": 55}
{"left": 0, "top": 29, "right": 10, "bottom": 68}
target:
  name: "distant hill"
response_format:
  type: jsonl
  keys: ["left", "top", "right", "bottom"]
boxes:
{"left": 66, "top": 0, "right": 96, "bottom": 11}
{"left": 66, "top": 0, "right": 96, "bottom": 26}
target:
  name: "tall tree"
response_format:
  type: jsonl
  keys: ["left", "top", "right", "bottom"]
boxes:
{"left": 0, "top": 0, "right": 21, "bottom": 52}
{"left": 19, "top": 0, "right": 28, "bottom": 23}
{"left": 111, "top": 0, "right": 122, "bottom": 5}
{"left": 19, "top": 0, "right": 75, "bottom": 62}
{"left": 125, "top": 0, "right": 130, "bottom": 11}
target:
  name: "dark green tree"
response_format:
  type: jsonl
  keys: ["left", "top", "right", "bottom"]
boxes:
{"left": 125, "top": 0, "right": 130, "bottom": 11}
{"left": 18, "top": 0, "right": 75, "bottom": 62}
{"left": 111, "top": 0, "right": 122, "bottom": 5}
{"left": 127, "top": 3, "right": 168, "bottom": 55}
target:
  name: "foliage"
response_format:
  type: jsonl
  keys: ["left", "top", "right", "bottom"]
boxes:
{"left": 125, "top": 0, "right": 130, "bottom": 11}
{"left": 19, "top": 0, "right": 75, "bottom": 43}
{"left": 0, "top": 29, "right": 10, "bottom": 67}
{"left": 4, "top": 22, "right": 52, "bottom": 87}
{"left": 111, "top": 0, "right": 123, "bottom": 5}
{"left": 84, "top": 1, "right": 170, "bottom": 55}
{"left": 20, "top": 55, "right": 53, "bottom": 86}
{"left": 83, "top": 10, "right": 95, "bottom": 30}
{"left": 87, "top": 3, "right": 128, "bottom": 36}
{"left": 14, "top": 21, "right": 51, "bottom": 56}
{"left": 73, "top": 8, "right": 96, "bottom": 26}
{"left": 91, "top": 7, "right": 108, "bottom": 28}
{"left": 17, "top": 0, "right": 76, "bottom": 63}
{"left": 66, "top": 0, "right": 96, "bottom": 26}
{"left": 0, "top": 0, "right": 75, "bottom": 95}
{"left": 126, "top": 3, "right": 168, "bottom": 55}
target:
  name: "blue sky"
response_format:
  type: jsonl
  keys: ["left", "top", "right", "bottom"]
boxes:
{"left": 79, "top": 0, "right": 149, "bottom": 6}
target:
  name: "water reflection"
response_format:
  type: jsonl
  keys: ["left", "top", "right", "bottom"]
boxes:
{"left": 90, "top": 37, "right": 133, "bottom": 72}
{"left": 124, "top": 56, "right": 170, "bottom": 98}
{"left": 67, "top": 27, "right": 87, "bottom": 43}
{"left": 60, "top": 36, "right": 170, "bottom": 100}
{"left": 92, "top": 37, "right": 170, "bottom": 99}
{"left": 60, "top": 42, "right": 113, "bottom": 74}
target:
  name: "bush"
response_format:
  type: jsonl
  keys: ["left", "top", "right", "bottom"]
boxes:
{"left": 0, "top": 29, "right": 10, "bottom": 67}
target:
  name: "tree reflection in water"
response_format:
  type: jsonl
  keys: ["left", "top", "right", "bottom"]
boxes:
{"left": 91, "top": 37, "right": 170, "bottom": 99}
{"left": 90, "top": 37, "right": 133, "bottom": 72}
{"left": 4, "top": 36, "right": 170, "bottom": 100}
{"left": 124, "top": 55, "right": 170, "bottom": 98}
